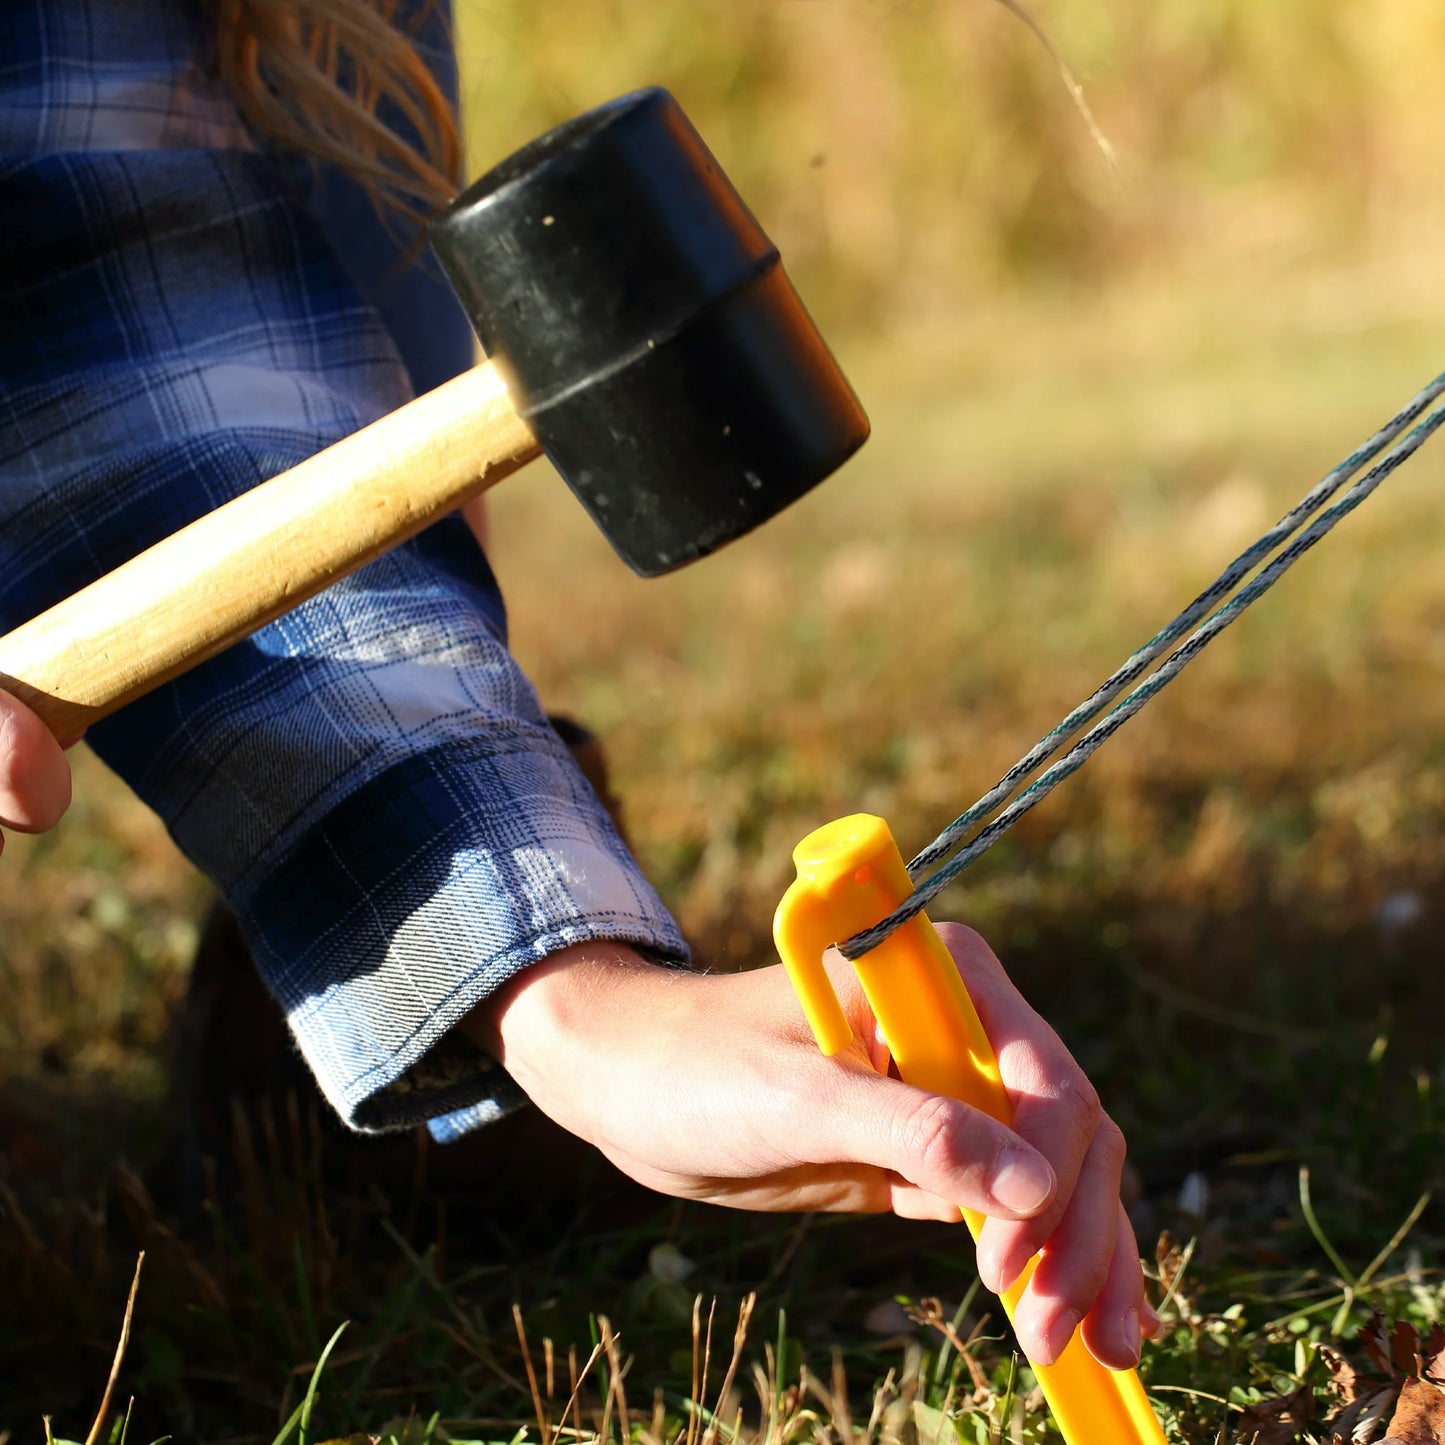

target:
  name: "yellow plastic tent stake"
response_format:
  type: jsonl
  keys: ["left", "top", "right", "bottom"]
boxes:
{"left": 774, "top": 814, "right": 1166, "bottom": 1445}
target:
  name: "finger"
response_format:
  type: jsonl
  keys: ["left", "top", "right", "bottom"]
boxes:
{"left": 979, "top": 1107, "right": 1126, "bottom": 1301}
{"left": 770, "top": 964, "right": 1038, "bottom": 1222}
{"left": 823, "top": 950, "right": 909, "bottom": 1082}
{"left": 1008, "top": 1123, "right": 1130, "bottom": 1366}
{"left": 0, "top": 688, "right": 71, "bottom": 832}
{"left": 889, "top": 1179, "right": 965, "bottom": 1222}
{"left": 935, "top": 924, "right": 1112, "bottom": 1283}
{"left": 933, "top": 926, "right": 1083, "bottom": 1104}
{"left": 811, "top": 1061, "right": 1056, "bottom": 1221}
{"left": 1078, "top": 1207, "right": 1149, "bottom": 1369}
{"left": 869, "top": 1021, "right": 893, "bottom": 1077}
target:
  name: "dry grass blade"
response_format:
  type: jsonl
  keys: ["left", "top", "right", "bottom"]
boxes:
{"left": 865, "top": 1368, "right": 897, "bottom": 1445}
{"left": 598, "top": 1322, "right": 617, "bottom": 1445}
{"left": 703, "top": 1294, "right": 756, "bottom": 1445}
{"left": 83, "top": 1250, "right": 144, "bottom": 1445}
{"left": 689, "top": 1297, "right": 718, "bottom": 1445}
{"left": 600, "top": 1316, "right": 631, "bottom": 1444}
{"left": 559, "top": 1341, "right": 602, "bottom": 1445}
{"left": 904, "top": 1297, "right": 991, "bottom": 1397}
{"left": 1, "top": 1178, "right": 52, "bottom": 1262}
{"left": 646, "top": 1385, "right": 667, "bottom": 1445}
{"left": 750, "top": 1360, "right": 771, "bottom": 1434}
{"left": 514, "top": 1304, "right": 552, "bottom": 1445}
{"left": 686, "top": 1296, "right": 703, "bottom": 1445}
{"left": 830, "top": 1353, "right": 856, "bottom": 1445}
{"left": 378, "top": 1216, "right": 526, "bottom": 1392}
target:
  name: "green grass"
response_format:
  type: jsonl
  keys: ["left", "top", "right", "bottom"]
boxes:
{"left": 16, "top": 1148, "right": 1445, "bottom": 1443}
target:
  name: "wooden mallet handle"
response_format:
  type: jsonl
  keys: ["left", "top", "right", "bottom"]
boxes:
{"left": 0, "top": 360, "right": 540, "bottom": 742}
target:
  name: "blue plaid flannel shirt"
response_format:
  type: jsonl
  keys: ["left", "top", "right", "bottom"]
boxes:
{"left": 0, "top": 0, "right": 689, "bottom": 1139}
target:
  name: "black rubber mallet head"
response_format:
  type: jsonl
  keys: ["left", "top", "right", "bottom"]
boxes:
{"left": 0, "top": 88, "right": 870, "bottom": 739}
{"left": 430, "top": 86, "right": 869, "bottom": 577}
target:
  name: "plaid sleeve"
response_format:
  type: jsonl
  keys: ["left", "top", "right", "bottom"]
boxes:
{"left": 0, "top": 83, "right": 688, "bottom": 1135}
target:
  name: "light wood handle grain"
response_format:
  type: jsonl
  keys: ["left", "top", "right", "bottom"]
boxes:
{"left": 0, "top": 360, "right": 541, "bottom": 741}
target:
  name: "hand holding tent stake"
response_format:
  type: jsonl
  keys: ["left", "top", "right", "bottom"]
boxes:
{"left": 0, "top": 89, "right": 867, "bottom": 743}
{"left": 775, "top": 814, "right": 1168, "bottom": 1445}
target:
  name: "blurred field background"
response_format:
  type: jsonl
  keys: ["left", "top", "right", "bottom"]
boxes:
{"left": 4, "top": 0, "right": 1445, "bottom": 1439}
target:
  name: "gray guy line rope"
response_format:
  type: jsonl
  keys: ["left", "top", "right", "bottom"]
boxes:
{"left": 839, "top": 370, "right": 1445, "bottom": 961}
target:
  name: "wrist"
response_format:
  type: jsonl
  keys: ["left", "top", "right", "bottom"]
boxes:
{"left": 460, "top": 940, "right": 676, "bottom": 1092}
{"left": 459, "top": 942, "right": 699, "bottom": 1155}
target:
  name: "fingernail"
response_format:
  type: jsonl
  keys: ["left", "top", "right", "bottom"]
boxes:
{"left": 988, "top": 1150, "right": 1054, "bottom": 1214}
{"left": 1122, "top": 1308, "right": 1141, "bottom": 1365}
{"left": 1141, "top": 1302, "right": 1163, "bottom": 1338}
{"left": 1040, "top": 1309, "right": 1082, "bottom": 1365}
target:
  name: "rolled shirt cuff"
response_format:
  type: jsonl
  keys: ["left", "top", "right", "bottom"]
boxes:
{"left": 238, "top": 724, "right": 689, "bottom": 1134}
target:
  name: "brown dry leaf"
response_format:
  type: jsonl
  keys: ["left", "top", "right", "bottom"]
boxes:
{"left": 1157, "top": 1231, "right": 1189, "bottom": 1298}
{"left": 1394, "top": 1320, "right": 1428, "bottom": 1378}
{"left": 1363, "top": 1313, "right": 1426, "bottom": 1381}
{"left": 1382, "top": 1375, "right": 1445, "bottom": 1443}
{"left": 1422, "top": 1327, "right": 1445, "bottom": 1384}
{"left": 1364, "top": 1313, "right": 1396, "bottom": 1378}
{"left": 1236, "top": 1382, "right": 1316, "bottom": 1445}
{"left": 1324, "top": 1384, "right": 1399, "bottom": 1444}
{"left": 1321, "top": 1343, "right": 1365, "bottom": 1406}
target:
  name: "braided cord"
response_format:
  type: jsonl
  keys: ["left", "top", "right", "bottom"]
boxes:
{"left": 839, "top": 375, "right": 1445, "bottom": 961}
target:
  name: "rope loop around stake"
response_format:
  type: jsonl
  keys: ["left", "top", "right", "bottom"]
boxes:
{"left": 838, "top": 370, "right": 1445, "bottom": 961}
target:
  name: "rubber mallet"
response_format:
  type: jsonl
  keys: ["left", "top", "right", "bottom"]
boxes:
{"left": 0, "top": 88, "right": 868, "bottom": 742}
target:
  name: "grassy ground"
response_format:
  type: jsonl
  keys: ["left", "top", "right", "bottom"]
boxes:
{"left": 6, "top": 4, "right": 1445, "bottom": 1438}
{"left": 5, "top": 235, "right": 1443, "bottom": 1441}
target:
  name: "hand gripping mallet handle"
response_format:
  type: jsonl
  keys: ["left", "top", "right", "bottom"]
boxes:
{"left": 774, "top": 814, "right": 1166, "bottom": 1445}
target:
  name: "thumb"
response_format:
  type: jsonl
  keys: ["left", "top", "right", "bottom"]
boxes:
{"left": 810, "top": 1059, "right": 1056, "bottom": 1220}
{"left": 0, "top": 688, "right": 72, "bottom": 833}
